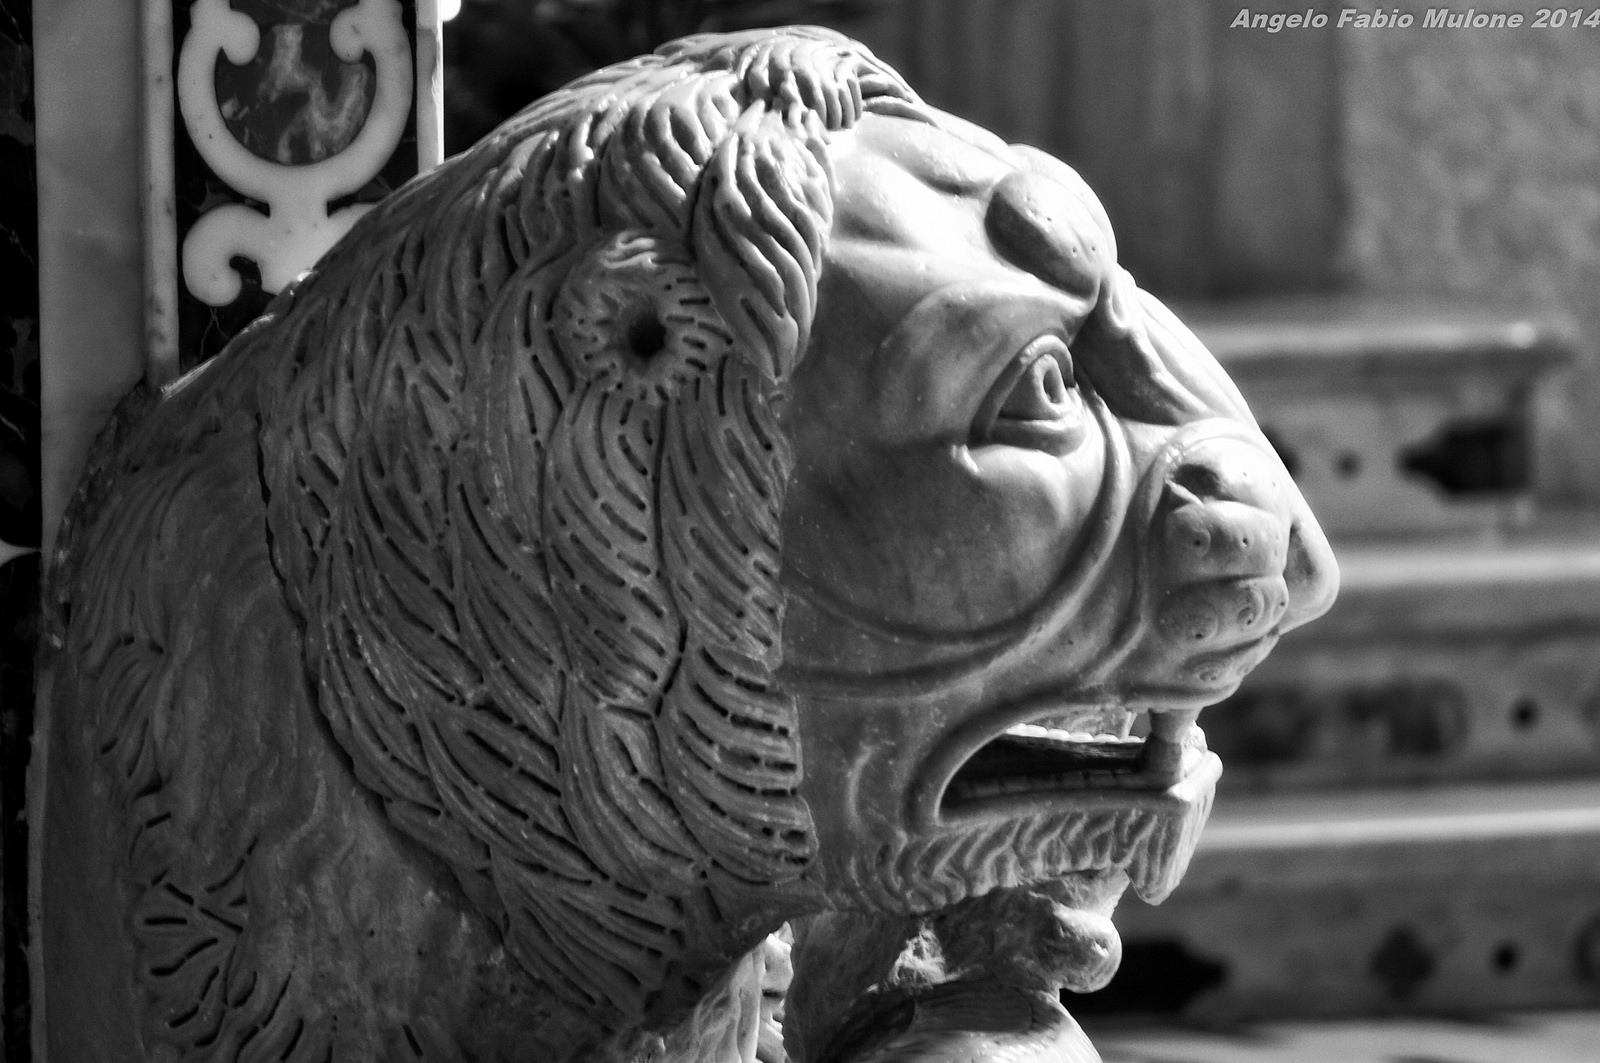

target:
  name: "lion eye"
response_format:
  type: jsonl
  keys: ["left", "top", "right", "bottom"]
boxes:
{"left": 970, "top": 335, "right": 1087, "bottom": 456}
{"left": 999, "top": 337, "right": 1075, "bottom": 419}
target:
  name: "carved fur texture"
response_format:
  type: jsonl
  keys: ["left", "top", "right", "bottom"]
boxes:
{"left": 43, "top": 28, "right": 914, "bottom": 1063}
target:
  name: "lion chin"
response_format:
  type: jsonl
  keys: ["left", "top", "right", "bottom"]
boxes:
{"left": 36, "top": 25, "right": 1335, "bottom": 1063}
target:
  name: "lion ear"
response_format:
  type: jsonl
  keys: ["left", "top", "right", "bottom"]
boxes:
{"left": 552, "top": 231, "right": 734, "bottom": 402}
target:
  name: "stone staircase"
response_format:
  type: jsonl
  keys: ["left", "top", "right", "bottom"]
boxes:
{"left": 1082, "top": 299, "right": 1600, "bottom": 1020}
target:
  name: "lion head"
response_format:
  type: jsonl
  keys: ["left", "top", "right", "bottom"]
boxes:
{"left": 45, "top": 25, "right": 1335, "bottom": 1063}
{"left": 778, "top": 103, "right": 1340, "bottom": 910}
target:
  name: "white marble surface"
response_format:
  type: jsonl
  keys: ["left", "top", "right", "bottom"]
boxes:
{"left": 35, "top": 0, "right": 148, "bottom": 554}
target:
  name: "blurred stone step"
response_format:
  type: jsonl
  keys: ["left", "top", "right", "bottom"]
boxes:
{"left": 1207, "top": 535, "right": 1600, "bottom": 793}
{"left": 1089, "top": 1011, "right": 1600, "bottom": 1063}
{"left": 1183, "top": 298, "right": 1576, "bottom": 539}
{"left": 1084, "top": 780, "right": 1600, "bottom": 1020}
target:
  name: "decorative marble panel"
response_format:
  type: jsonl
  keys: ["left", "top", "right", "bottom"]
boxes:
{"left": 143, "top": 0, "right": 442, "bottom": 380}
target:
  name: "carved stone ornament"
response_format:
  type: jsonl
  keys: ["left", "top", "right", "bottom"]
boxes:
{"left": 177, "top": 0, "right": 415, "bottom": 306}
{"left": 38, "top": 27, "right": 1338, "bottom": 1063}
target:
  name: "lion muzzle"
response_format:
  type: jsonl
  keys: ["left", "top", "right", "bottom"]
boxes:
{"left": 1136, "top": 431, "right": 1338, "bottom": 699}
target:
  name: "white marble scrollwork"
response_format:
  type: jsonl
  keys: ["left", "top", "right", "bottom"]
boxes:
{"left": 177, "top": 0, "right": 412, "bottom": 306}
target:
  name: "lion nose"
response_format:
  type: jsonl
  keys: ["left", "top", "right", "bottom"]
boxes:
{"left": 1161, "top": 435, "right": 1338, "bottom": 636}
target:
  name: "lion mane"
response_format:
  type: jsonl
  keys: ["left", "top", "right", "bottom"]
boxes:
{"left": 256, "top": 26, "right": 915, "bottom": 1019}
{"left": 45, "top": 27, "right": 919, "bottom": 1060}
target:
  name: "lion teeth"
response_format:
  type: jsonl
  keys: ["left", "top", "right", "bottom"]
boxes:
{"left": 1147, "top": 707, "right": 1201, "bottom": 742}
{"left": 1141, "top": 708, "right": 1205, "bottom": 786}
{"left": 1003, "top": 722, "right": 1140, "bottom": 747}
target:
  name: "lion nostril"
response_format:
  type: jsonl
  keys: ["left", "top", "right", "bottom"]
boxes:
{"left": 1171, "top": 462, "right": 1226, "bottom": 501}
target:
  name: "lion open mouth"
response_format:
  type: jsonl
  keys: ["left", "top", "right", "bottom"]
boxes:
{"left": 940, "top": 707, "right": 1206, "bottom": 814}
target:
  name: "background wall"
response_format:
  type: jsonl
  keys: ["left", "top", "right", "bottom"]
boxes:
{"left": 1340, "top": 24, "right": 1600, "bottom": 499}
{"left": 848, "top": 0, "right": 1343, "bottom": 298}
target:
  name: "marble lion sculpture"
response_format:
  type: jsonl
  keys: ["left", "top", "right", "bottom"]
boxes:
{"left": 39, "top": 26, "right": 1337, "bottom": 1063}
